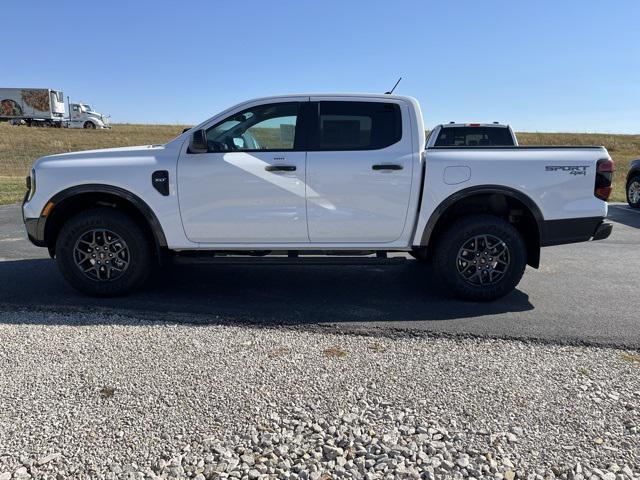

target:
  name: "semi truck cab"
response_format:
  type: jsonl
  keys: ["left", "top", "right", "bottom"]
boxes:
{"left": 67, "top": 102, "right": 110, "bottom": 129}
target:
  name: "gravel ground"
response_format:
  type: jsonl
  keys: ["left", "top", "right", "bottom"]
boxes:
{"left": 0, "top": 309, "right": 639, "bottom": 480}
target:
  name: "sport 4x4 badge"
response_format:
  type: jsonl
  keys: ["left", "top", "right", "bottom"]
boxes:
{"left": 545, "top": 165, "right": 588, "bottom": 176}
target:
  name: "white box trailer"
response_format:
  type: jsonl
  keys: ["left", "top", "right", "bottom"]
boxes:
{"left": 0, "top": 88, "right": 65, "bottom": 127}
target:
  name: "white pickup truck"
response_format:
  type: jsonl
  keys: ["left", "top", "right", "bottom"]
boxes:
{"left": 22, "top": 94, "right": 614, "bottom": 300}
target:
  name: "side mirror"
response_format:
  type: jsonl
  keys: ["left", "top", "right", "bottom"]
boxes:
{"left": 188, "top": 129, "right": 208, "bottom": 154}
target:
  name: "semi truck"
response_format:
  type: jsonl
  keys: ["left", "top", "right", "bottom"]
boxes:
{"left": 67, "top": 101, "right": 111, "bottom": 129}
{"left": 0, "top": 88, "right": 65, "bottom": 127}
{"left": 0, "top": 88, "right": 110, "bottom": 128}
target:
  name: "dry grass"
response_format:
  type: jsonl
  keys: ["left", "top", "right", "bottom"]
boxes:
{"left": 368, "top": 342, "right": 387, "bottom": 353}
{"left": 0, "top": 176, "right": 25, "bottom": 204}
{"left": 323, "top": 346, "right": 348, "bottom": 359}
{"left": 0, "top": 123, "right": 637, "bottom": 205}
{"left": 267, "top": 346, "right": 290, "bottom": 358}
{"left": 620, "top": 351, "right": 640, "bottom": 363}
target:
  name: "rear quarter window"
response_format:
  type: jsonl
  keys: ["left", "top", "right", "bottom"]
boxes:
{"left": 435, "top": 127, "right": 514, "bottom": 147}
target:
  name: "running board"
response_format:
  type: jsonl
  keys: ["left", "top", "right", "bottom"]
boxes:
{"left": 171, "top": 256, "right": 407, "bottom": 266}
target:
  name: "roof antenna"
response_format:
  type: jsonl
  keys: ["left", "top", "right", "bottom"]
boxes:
{"left": 385, "top": 77, "right": 402, "bottom": 95}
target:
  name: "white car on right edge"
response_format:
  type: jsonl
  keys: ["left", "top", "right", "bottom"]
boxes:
{"left": 627, "top": 159, "right": 640, "bottom": 208}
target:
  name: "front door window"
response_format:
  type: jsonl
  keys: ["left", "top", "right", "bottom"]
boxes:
{"left": 205, "top": 102, "right": 299, "bottom": 152}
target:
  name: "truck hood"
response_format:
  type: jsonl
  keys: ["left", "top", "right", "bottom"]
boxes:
{"left": 34, "top": 145, "right": 166, "bottom": 169}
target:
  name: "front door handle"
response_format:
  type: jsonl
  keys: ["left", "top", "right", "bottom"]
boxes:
{"left": 265, "top": 165, "right": 296, "bottom": 172}
{"left": 372, "top": 164, "right": 403, "bottom": 171}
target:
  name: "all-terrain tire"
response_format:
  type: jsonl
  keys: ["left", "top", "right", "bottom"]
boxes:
{"left": 55, "top": 208, "right": 152, "bottom": 296}
{"left": 433, "top": 214, "right": 526, "bottom": 302}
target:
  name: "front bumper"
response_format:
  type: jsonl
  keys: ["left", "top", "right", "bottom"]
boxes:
{"left": 22, "top": 182, "right": 47, "bottom": 247}
{"left": 24, "top": 217, "right": 46, "bottom": 247}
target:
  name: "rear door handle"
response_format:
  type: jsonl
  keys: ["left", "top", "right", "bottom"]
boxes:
{"left": 372, "top": 164, "right": 403, "bottom": 171}
{"left": 265, "top": 165, "right": 296, "bottom": 172}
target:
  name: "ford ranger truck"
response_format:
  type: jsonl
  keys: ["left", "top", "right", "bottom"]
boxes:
{"left": 22, "top": 94, "right": 614, "bottom": 301}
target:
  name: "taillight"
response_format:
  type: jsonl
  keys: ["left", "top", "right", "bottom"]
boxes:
{"left": 595, "top": 158, "right": 614, "bottom": 201}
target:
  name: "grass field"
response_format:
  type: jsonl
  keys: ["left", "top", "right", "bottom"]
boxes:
{"left": 0, "top": 123, "right": 637, "bottom": 205}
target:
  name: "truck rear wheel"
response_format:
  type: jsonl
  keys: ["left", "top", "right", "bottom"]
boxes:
{"left": 433, "top": 214, "right": 526, "bottom": 302}
{"left": 55, "top": 208, "right": 152, "bottom": 296}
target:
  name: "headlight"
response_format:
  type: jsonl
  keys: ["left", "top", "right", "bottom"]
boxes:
{"left": 27, "top": 168, "right": 36, "bottom": 201}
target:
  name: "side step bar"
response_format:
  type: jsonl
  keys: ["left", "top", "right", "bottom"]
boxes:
{"left": 171, "top": 255, "right": 406, "bottom": 266}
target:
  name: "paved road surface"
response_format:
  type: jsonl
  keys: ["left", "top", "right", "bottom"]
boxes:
{"left": 0, "top": 203, "right": 638, "bottom": 347}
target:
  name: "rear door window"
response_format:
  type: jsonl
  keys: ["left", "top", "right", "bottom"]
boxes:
{"left": 435, "top": 127, "right": 514, "bottom": 146}
{"left": 314, "top": 101, "right": 402, "bottom": 150}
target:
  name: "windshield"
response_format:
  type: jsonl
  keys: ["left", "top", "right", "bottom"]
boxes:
{"left": 81, "top": 105, "right": 92, "bottom": 112}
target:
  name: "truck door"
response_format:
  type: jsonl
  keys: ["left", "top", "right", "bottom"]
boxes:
{"left": 177, "top": 100, "right": 309, "bottom": 243}
{"left": 305, "top": 99, "right": 413, "bottom": 243}
{"left": 70, "top": 104, "right": 81, "bottom": 123}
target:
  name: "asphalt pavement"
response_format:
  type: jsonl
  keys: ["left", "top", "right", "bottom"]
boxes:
{"left": 0, "top": 203, "right": 638, "bottom": 348}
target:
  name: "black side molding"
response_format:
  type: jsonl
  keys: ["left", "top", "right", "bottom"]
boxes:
{"left": 540, "top": 217, "right": 611, "bottom": 246}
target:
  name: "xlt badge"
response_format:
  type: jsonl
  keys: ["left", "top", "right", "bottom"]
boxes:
{"left": 152, "top": 170, "right": 170, "bottom": 196}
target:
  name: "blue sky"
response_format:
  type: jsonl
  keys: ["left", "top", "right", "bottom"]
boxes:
{"left": 4, "top": 0, "right": 639, "bottom": 132}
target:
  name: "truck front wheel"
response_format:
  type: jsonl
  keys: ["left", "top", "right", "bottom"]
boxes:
{"left": 55, "top": 208, "right": 152, "bottom": 296}
{"left": 83, "top": 121, "right": 96, "bottom": 129}
{"left": 433, "top": 214, "right": 526, "bottom": 302}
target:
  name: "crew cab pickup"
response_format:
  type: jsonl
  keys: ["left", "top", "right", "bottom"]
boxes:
{"left": 22, "top": 94, "right": 614, "bottom": 300}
